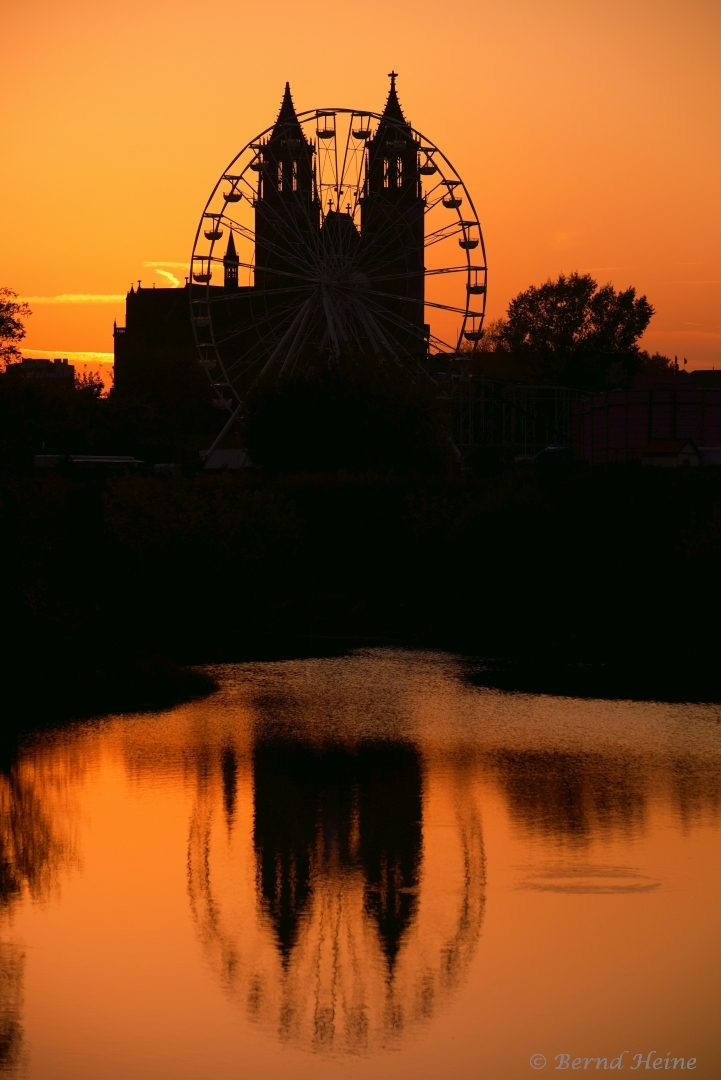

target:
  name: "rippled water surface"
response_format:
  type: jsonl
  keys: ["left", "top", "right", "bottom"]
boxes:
{"left": 2, "top": 650, "right": 720, "bottom": 1078}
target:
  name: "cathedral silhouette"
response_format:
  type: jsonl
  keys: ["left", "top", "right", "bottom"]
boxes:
{"left": 114, "top": 75, "right": 428, "bottom": 397}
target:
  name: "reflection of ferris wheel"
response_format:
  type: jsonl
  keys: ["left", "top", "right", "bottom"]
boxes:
{"left": 190, "top": 76, "right": 487, "bottom": 446}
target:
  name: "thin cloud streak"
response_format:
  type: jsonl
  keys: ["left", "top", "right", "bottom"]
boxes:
{"left": 154, "top": 269, "right": 181, "bottom": 287}
{"left": 143, "top": 261, "right": 189, "bottom": 269}
{"left": 21, "top": 294, "right": 125, "bottom": 305}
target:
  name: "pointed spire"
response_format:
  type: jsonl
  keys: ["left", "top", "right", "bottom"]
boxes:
{"left": 273, "top": 81, "right": 300, "bottom": 131}
{"left": 381, "top": 70, "right": 407, "bottom": 125}
{"left": 224, "top": 231, "right": 238, "bottom": 263}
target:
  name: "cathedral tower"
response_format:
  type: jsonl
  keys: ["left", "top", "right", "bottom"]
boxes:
{"left": 360, "top": 73, "right": 425, "bottom": 358}
{"left": 254, "top": 83, "right": 319, "bottom": 295}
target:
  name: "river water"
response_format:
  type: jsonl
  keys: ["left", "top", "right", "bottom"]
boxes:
{"left": 1, "top": 650, "right": 720, "bottom": 1078}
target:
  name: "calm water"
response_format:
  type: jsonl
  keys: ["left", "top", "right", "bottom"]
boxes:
{"left": 2, "top": 650, "right": 720, "bottom": 1079}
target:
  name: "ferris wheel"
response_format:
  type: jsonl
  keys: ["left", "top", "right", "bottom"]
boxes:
{"left": 190, "top": 80, "right": 487, "bottom": 449}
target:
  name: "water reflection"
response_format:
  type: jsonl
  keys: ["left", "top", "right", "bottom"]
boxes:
{"left": 188, "top": 735, "right": 485, "bottom": 1053}
{"left": 0, "top": 762, "right": 69, "bottom": 909}
{"left": 486, "top": 747, "right": 721, "bottom": 845}
{"left": 0, "top": 652, "right": 719, "bottom": 1073}
{"left": 487, "top": 750, "right": 649, "bottom": 844}
{"left": 0, "top": 941, "right": 24, "bottom": 1075}
{"left": 0, "top": 753, "right": 77, "bottom": 1075}
{"left": 253, "top": 741, "right": 423, "bottom": 966}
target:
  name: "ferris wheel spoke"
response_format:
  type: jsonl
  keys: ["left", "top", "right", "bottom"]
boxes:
{"left": 219, "top": 219, "right": 256, "bottom": 247}
{"left": 425, "top": 265, "right": 485, "bottom": 277}
{"left": 420, "top": 176, "right": 449, "bottom": 204}
{"left": 354, "top": 230, "right": 422, "bottom": 280}
{"left": 211, "top": 306, "right": 311, "bottom": 348}
{"left": 362, "top": 265, "right": 482, "bottom": 285}
{"left": 350, "top": 300, "right": 404, "bottom": 360}
{"left": 424, "top": 223, "right": 465, "bottom": 248}
{"left": 250, "top": 219, "right": 320, "bottom": 275}
{"left": 240, "top": 187, "right": 324, "bottom": 265}
{"left": 257, "top": 293, "right": 320, "bottom": 379}
{"left": 212, "top": 296, "right": 310, "bottom": 350}
{"left": 202, "top": 283, "right": 315, "bottom": 310}
{"left": 362, "top": 295, "right": 459, "bottom": 355}
{"left": 256, "top": 195, "right": 324, "bottom": 261}
{"left": 225, "top": 293, "right": 311, "bottom": 335}
{"left": 352, "top": 210, "right": 427, "bottom": 270}
{"left": 360, "top": 295, "right": 428, "bottom": 343}
{"left": 358, "top": 285, "right": 478, "bottom": 319}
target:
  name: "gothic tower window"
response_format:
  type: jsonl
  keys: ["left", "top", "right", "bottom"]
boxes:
{"left": 383, "top": 158, "right": 389, "bottom": 189}
{"left": 292, "top": 159, "right": 298, "bottom": 192}
{"left": 396, "top": 157, "right": 403, "bottom": 187}
{"left": 277, "top": 160, "right": 283, "bottom": 192}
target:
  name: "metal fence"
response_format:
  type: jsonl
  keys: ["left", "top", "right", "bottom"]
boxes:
{"left": 446, "top": 375, "right": 588, "bottom": 458}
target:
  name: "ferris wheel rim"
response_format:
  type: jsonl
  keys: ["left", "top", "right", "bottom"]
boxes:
{"left": 190, "top": 103, "right": 488, "bottom": 416}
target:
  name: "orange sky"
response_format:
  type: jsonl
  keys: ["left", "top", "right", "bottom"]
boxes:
{"left": 1, "top": 0, "right": 720, "bottom": 370}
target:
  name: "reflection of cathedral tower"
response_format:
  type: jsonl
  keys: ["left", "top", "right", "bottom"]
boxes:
{"left": 254, "top": 83, "right": 319, "bottom": 295}
{"left": 357, "top": 745, "right": 422, "bottom": 966}
{"left": 252, "top": 742, "right": 316, "bottom": 961}
{"left": 252, "top": 741, "right": 422, "bottom": 967}
{"left": 360, "top": 72, "right": 425, "bottom": 356}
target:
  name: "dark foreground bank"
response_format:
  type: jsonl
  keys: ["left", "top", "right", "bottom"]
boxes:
{"left": 2, "top": 462, "right": 720, "bottom": 721}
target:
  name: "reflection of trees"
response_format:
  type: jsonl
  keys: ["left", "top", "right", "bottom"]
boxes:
{"left": 667, "top": 754, "right": 721, "bottom": 828}
{"left": 0, "top": 942, "right": 24, "bottom": 1073}
{"left": 0, "top": 766, "right": 68, "bottom": 908}
{"left": 187, "top": 739, "right": 485, "bottom": 1053}
{"left": 0, "top": 754, "right": 77, "bottom": 1075}
{"left": 487, "top": 748, "right": 721, "bottom": 844}
{"left": 487, "top": 750, "right": 648, "bottom": 843}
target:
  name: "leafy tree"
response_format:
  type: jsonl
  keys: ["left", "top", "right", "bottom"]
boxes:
{"left": 499, "top": 273, "right": 655, "bottom": 387}
{"left": 0, "top": 289, "right": 32, "bottom": 370}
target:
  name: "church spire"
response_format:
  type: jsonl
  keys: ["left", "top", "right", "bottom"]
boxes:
{"left": 381, "top": 70, "right": 408, "bottom": 126}
{"left": 223, "top": 231, "right": 239, "bottom": 290}
{"left": 271, "top": 81, "right": 301, "bottom": 137}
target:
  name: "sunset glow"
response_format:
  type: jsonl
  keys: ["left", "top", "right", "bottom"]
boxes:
{"left": 2, "top": 0, "right": 719, "bottom": 367}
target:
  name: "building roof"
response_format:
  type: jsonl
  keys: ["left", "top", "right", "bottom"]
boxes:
{"left": 643, "top": 439, "right": 698, "bottom": 454}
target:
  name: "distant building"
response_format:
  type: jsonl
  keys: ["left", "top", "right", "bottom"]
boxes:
{"left": 10, "top": 357, "right": 75, "bottom": 383}
{"left": 113, "top": 285, "right": 195, "bottom": 396}
{"left": 576, "top": 371, "right": 721, "bottom": 465}
{"left": 641, "top": 439, "right": 700, "bottom": 467}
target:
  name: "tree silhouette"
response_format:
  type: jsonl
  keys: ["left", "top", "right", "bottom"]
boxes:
{"left": 499, "top": 273, "right": 655, "bottom": 388}
{"left": 0, "top": 289, "right": 32, "bottom": 371}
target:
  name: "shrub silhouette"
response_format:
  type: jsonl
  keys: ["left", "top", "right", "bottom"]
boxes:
{"left": 244, "top": 352, "right": 454, "bottom": 474}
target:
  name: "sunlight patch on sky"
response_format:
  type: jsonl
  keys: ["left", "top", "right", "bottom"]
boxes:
{"left": 22, "top": 350, "right": 114, "bottom": 364}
